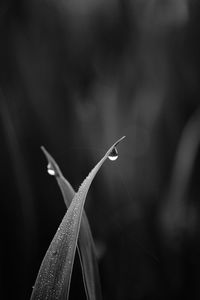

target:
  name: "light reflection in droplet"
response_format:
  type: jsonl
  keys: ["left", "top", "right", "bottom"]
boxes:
{"left": 108, "top": 147, "right": 118, "bottom": 161}
{"left": 47, "top": 162, "right": 56, "bottom": 176}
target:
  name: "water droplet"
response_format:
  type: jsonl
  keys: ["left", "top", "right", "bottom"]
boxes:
{"left": 108, "top": 147, "right": 118, "bottom": 161}
{"left": 47, "top": 162, "right": 56, "bottom": 176}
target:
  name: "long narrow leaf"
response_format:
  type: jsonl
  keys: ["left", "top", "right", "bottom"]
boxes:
{"left": 41, "top": 146, "right": 102, "bottom": 300}
{"left": 30, "top": 136, "right": 125, "bottom": 300}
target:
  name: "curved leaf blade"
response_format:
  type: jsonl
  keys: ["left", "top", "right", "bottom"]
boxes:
{"left": 30, "top": 136, "right": 125, "bottom": 300}
{"left": 41, "top": 146, "right": 102, "bottom": 300}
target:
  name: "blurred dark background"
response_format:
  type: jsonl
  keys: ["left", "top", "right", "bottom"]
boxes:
{"left": 1, "top": 0, "right": 200, "bottom": 299}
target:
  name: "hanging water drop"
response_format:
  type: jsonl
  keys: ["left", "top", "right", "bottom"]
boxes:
{"left": 47, "top": 162, "right": 56, "bottom": 176}
{"left": 108, "top": 147, "right": 118, "bottom": 161}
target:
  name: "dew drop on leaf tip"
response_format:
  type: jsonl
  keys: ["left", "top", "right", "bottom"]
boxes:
{"left": 108, "top": 147, "right": 118, "bottom": 161}
{"left": 47, "top": 162, "right": 56, "bottom": 176}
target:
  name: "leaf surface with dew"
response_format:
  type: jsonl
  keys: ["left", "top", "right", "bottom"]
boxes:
{"left": 40, "top": 146, "right": 102, "bottom": 300}
{"left": 30, "top": 136, "right": 125, "bottom": 300}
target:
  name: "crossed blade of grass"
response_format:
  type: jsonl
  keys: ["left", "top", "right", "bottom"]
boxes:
{"left": 38, "top": 148, "right": 102, "bottom": 300}
{"left": 30, "top": 136, "right": 125, "bottom": 300}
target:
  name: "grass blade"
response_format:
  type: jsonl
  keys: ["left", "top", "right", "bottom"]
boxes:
{"left": 31, "top": 136, "right": 125, "bottom": 300}
{"left": 40, "top": 146, "right": 102, "bottom": 300}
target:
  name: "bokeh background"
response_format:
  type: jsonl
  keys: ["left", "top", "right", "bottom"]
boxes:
{"left": 1, "top": 0, "right": 200, "bottom": 299}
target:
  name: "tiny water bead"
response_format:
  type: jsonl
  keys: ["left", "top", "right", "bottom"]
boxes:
{"left": 108, "top": 147, "right": 118, "bottom": 161}
{"left": 52, "top": 250, "right": 58, "bottom": 256}
{"left": 47, "top": 162, "right": 56, "bottom": 176}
